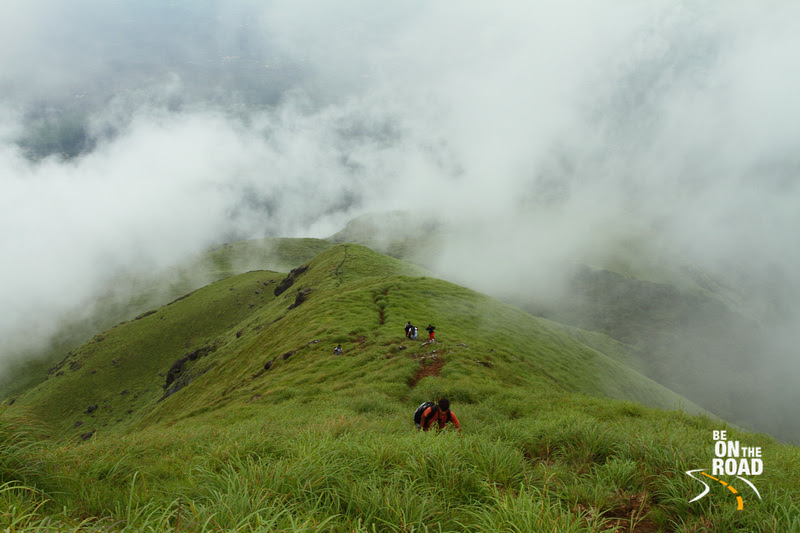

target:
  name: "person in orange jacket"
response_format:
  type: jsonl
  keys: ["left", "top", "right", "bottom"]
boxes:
{"left": 420, "top": 398, "right": 461, "bottom": 433}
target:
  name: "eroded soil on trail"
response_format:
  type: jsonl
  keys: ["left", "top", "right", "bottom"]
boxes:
{"left": 407, "top": 352, "right": 445, "bottom": 388}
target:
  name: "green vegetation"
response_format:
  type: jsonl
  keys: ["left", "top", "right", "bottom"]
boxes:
{"left": 0, "top": 237, "right": 335, "bottom": 403}
{"left": 2, "top": 242, "right": 798, "bottom": 531}
{"left": 332, "top": 213, "right": 800, "bottom": 443}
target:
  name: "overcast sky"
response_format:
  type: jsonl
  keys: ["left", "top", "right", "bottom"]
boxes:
{"left": 2, "top": 1, "right": 799, "bottom": 374}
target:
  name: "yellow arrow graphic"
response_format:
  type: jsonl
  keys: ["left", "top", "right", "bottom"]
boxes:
{"left": 701, "top": 472, "right": 744, "bottom": 511}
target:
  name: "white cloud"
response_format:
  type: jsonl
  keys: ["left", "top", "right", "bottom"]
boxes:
{"left": 1, "top": 1, "right": 799, "bottom": 382}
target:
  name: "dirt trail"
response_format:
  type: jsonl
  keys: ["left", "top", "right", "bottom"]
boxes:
{"left": 407, "top": 352, "right": 445, "bottom": 388}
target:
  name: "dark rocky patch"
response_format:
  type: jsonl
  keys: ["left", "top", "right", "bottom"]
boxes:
{"left": 135, "top": 310, "right": 157, "bottom": 320}
{"left": 274, "top": 265, "right": 309, "bottom": 296}
{"left": 49, "top": 352, "right": 75, "bottom": 376}
{"left": 164, "top": 347, "right": 213, "bottom": 388}
{"left": 167, "top": 293, "right": 192, "bottom": 305}
{"left": 159, "top": 365, "right": 213, "bottom": 402}
{"left": 158, "top": 345, "right": 218, "bottom": 401}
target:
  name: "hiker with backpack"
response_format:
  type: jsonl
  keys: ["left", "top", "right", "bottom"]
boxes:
{"left": 405, "top": 321, "right": 413, "bottom": 338}
{"left": 414, "top": 398, "right": 461, "bottom": 433}
{"left": 426, "top": 324, "right": 435, "bottom": 341}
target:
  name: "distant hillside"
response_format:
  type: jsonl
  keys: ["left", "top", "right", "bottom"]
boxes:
{"left": 522, "top": 266, "right": 768, "bottom": 419}
{"left": 0, "top": 237, "right": 335, "bottom": 403}
{"left": 328, "top": 210, "right": 442, "bottom": 267}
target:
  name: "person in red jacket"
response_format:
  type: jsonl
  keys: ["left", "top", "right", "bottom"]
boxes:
{"left": 420, "top": 398, "right": 461, "bottom": 433}
{"left": 426, "top": 324, "right": 435, "bottom": 341}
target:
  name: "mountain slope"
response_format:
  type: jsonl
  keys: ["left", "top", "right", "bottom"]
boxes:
{"left": 13, "top": 244, "right": 698, "bottom": 441}
{"left": 15, "top": 270, "right": 286, "bottom": 437}
{"left": 328, "top": 212, "right": 799, "bottom": 442}
{"left": 0, "top": 237, "right": 336, "bottom": 403}
{"left": 3, "top": 243, "right": 799, "bottom": 532}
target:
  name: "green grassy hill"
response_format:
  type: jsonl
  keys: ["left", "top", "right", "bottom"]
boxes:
{"left": 330, "top": 212, "right": 800, "bottom": 443}
{"left": 2, "top": 243, "right": 799, "bottom": 531}
{"left": 0, "top": 237, "right": 336, "bottom": 403}
{"left": 12, "top": 244, "right": 693, "bottom": 441}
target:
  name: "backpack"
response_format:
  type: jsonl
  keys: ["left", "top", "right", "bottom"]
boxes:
{"left": 413, "top": 402, "right": 435, "bottom": 428}
{"left": 413, "top": 401, "right": 451, "bottom": 429}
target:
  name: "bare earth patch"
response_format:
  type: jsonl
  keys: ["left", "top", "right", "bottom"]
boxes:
{"left": 408, "top": 354, "right": 446, "bottom": 388}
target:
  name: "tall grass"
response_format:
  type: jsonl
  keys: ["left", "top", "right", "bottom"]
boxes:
{"left": 2, "top": 399, "right": 799, "bottom": 531}
{"left": 0, "top": 406, "right": 44, "bottom": 486}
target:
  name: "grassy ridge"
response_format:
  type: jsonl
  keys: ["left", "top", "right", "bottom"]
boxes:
{"left": 2, "top": 242, "right": 799, "bottom": 531}
{"left": 330, "top": 213, "right": 800, "bottom": 443}
{"left": 15, "top": 270, "right": 286, "bottom": 438}
{"left": 122, "top": 244, "right": 696, "bottom": 435}
{"left": 0, "top": 237, "right": 335, "bottom": 404}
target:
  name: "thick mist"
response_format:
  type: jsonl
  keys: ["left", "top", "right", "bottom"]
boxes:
{"left": 2, "top": 1, "right": 799, "bottom": 437}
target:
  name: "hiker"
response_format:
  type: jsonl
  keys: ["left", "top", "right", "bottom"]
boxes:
{"left": 411, "top": 325, "right": 418, "bottom": 340}
{"left": 419, "top": 398, "right": 461, "bottom": 433}
{"left": 426, "top": 324, "right": 435, "bottom": 341}
{"left": 333, "top": 344, "right": 342, "bottom": 355}
{"left": 405, "top": 321, "right": 413, "bottom": 338}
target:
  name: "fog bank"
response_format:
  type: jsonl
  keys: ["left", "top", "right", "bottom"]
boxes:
{"left": 2, "top": 2, "right": 799, "bottom": 430}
